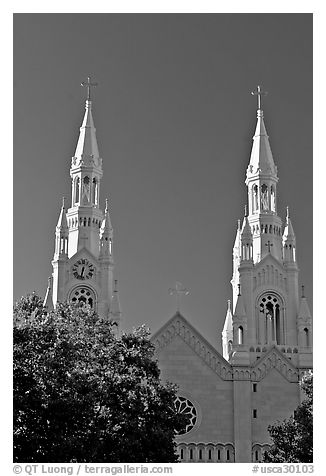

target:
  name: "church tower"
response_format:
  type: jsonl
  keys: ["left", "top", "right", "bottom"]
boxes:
{"left": 45, "top": 78, "right": 121, "bottom": 328}
{"left": 225, "top": 86, "right": 312, "bottom": 367}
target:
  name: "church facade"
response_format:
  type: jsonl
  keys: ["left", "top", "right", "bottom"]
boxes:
{"left": 151, "top": 87, "right": 312, "bottom": 463}
{"left": 44, "top": 81, "right": 312, "bottom": 463}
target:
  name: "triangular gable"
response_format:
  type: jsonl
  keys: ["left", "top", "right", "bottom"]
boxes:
{"left": 254, "top": 252, "right": 284, "bottom": 271}
{"left": 251, "top": 345, "right": 299, "bottom": 383}
{"left": 151, "top": 312, "right": 233, "bottom": 380}
{"left": 253, "top": 254, "right": 288, "bottom": 294}
{"left": 68, "top": 247, "right": 99, "bottom": 267}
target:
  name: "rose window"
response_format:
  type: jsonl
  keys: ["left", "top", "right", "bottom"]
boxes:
{"left": 70, "top": 287, "right": 95, "bottom": 308}
{"left": 174, "top": 396, "right": 197, "bottom": 435}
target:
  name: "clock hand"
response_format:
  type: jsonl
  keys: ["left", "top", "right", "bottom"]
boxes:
{"left": 81, "top": 266, "right": 85, "bottom": 277}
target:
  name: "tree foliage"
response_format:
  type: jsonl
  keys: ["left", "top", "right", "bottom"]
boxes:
{"left": 264, "top": 372, "right": 313, "bottom": 463}
{"left": 13, "top": 294, "right": 186, "bottom": 463}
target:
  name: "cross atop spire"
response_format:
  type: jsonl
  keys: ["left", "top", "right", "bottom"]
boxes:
{"left": 169, "top": 281, "right": 189, "bottom": 313}
{"left": 251, "top": 85, "right": 268, "bottom": 110}
{"left": 81, "top": 76, "right": 98, "bottom": 101}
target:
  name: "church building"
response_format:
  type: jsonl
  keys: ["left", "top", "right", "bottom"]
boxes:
{"left": 44, "top": 80, "right": 312, "bottom": 463}
{"left": 151, "top": 86, "right": 313, "bottom": 463}
{"left": 43, "top": 78, "right": 122, "bottom": 328}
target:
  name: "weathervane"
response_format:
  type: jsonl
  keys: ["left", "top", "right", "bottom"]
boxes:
{"left": 81, "top": 76, "right": 98, "bottom": 101}
{"left": 251, "top": 85, "right": 268, "bottom": 110}
{"left": 169, "top": 282, "right": 189, "bottom": 313}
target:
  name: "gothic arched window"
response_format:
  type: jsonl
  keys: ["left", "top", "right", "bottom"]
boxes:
{"left": 70, "top": 286, "right": 96, "bottom": 308}
{"left": 252, "top": 184, "right": 259, "bottom": 213}
{"left": 238, "top": 326, "right": 244, "bottom": 345}
{"left": 304, "top": 328, "right": 309, "bottom": 347}
{"left": 75, "top": 177, "right": 80, "bottom": 204}
{"left": 92, "top": 178, "right": 98, "bottom": 205}
{"left": 82, "top": 176, "right": 91, "bottom": 203}
{"left": 258, "top": 294, "right": 283, "bottom": 345}
{"left": 261, "top": 184, "right": 269, "bottom": 211}
{"left": 271, "top": 185, "right": 276, "bottom": 212}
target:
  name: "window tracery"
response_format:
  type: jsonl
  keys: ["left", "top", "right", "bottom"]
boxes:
{"left": 174, "top": 396, "right": 197, "bottom": 435}
{"left": 70, "top": 286, "right": 95, "bottom": 308}
{"left": 258, "top": 293, "right": 283, "bottom": 345}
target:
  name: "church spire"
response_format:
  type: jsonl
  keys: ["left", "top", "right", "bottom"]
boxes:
{"left": 43, "top": 276, "right": 53, "bottom": 309}
{"left": 240, "top": 210, "right": 253, "bottom": 263}
{"left": 222, "top": 299, "right": 233, "bottom": 361}
{"left": 99, "top": 198, "right": 113, "bottom": 258}
{"left": 282, "top": 206, "right": 297, "bottom": 264}
{"left": 244, "top": 86, "right": 283, "bottom": 263}
{"left": 53, "top": 197, "right": 68, "bottom": 259}
{"left": 248, "top": 85, "right": 277, "bottom": 178}
{"left": 73, "top": 99, "right": 101, "bottom": 169}
{"left": 67, "top": 77, "right": 105, "bottom": 258}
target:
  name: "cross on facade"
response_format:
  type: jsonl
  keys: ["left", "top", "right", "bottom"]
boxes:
{"left": 265, "top": 240, "right": 273, "bottom": 253}
{"left": 169, "top": 281, "right": 189, "bottom": 313}
{"left": 251, "top": 85, "right": 268, "bottom": 110}
{"left": 81, "top": 76, "right": 98, "bottom": 101}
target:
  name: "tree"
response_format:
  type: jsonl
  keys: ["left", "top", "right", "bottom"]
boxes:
{"left": 263, "top": 372, "right": 313, "bottom": 463}
{"left": 13, "top": 294, "right": 186, "bottom": 463}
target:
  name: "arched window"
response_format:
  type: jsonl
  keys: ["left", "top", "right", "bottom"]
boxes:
{"left": 82, "top": 176, "right": 90, "bottom": 203}
{"left": 70, "top": 286, "right": 96, "bottom": 308}
{"left": 271, "top": 185, "right": 276, "bottom": 211}
{"left": 238, "top": 326, "right": 244, "bottom": 345}
{"left": 304, "top": 328, "right": 309, "bottom": 347}
{"left": 259, "top": 294, "right": 283, "bottom": 345}
{"left": 252, "top": 184, "right": 259, "bottom": 212}
{"left": 75, "top": 177, "right": 80, "bottom": 204}
{"left": 92, "top": 178, "right": 98, "bottom": 205}
{"left": 228, "top": 339, "right": 232, "bottom": 355}
{"left": 261, "top": 184, "right": 269, "bottom": 210}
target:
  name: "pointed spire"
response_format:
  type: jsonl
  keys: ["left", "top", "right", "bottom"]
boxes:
{"left": 241, "top": 213, "right": 252, "bottom": 239}
{"left": 56, "top": 197, "right": 68, "bottom": 231}
{"left": 72, "top": 78, "right": 101, "bottom": 168}
{"left": 247, "top": 86, "right": 277, "bottom": 178}
{"left": 283, "top": 206, "right": 296, "bottom": 242}
{"left": 298, "top": 294, "right": 312, "bottom": 321}
{"left": 101, "top": 198, "right": 112, "bottom": 233}
{"left": 223, "top": 299, "right": 233, "bottom": 333}
{"left": 233, "top": 219, "right": 241, "bottom": 250}
{"left": 234, "top": 291, "right": 246, "bottom": 319}
{"left": 43, "top": 276, "right": 53, "bottom": 309}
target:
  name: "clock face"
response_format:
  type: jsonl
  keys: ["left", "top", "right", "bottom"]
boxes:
{"left": 72, "top": 258, "right": 95, "bottom": 280}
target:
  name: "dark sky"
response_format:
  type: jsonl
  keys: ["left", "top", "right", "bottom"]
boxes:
{"left": 13, "top": 14, "right": 312, "bottom": 352}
